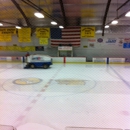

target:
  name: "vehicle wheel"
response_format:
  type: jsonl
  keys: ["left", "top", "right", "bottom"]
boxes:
{"left": 30, "top": 64, "right": 35, "bottom": 69}
{"left": 43, "top": 64, "right": 49, "bottom": 69}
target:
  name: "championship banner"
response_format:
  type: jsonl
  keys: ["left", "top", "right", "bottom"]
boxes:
{"left": 81, "top": 27, "right": 95, "bottom": 38}
{"left": 39, "top": 38, "right": 48, "bottom": 45}
{"left": 0, "top": 46, "right": 35, "bottom": 51}
{"left": 18, "top": 28, "right": 31, "bottom": 42}
{"left": 0, "top": 35, "right": 12, "bottom": 42}
{"left": 0, "top": 28, "right": 16, "bottom": 35}
{"left": 18, "top": 37, "right": 31, "bottom": 42}
{"left": 18, "top": 28, "right": 31, "bottom": 36}
{"left": 36, "top": 28, "right": 50, "bottom": 38}
{"left": 6, "top": 46, "right": 16, "bottom": 51}
{"left": 0, "top": 46, "right": 6, "bottom": 51}
{"left": 81, "top": 9, "right": 94, "bottom": 18}
{"left": 18, "top": 46, "right": 35, "bottom": 51}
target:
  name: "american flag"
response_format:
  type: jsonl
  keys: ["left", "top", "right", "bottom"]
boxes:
{"left": 50, "top": 27, "right": 81, "bottom": 47}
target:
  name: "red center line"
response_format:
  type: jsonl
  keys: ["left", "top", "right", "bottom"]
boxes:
{"left": 14, "top": 65, "right": 63, "bottom": 127}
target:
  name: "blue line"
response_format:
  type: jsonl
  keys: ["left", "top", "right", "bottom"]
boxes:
{"left": 109, "top": 65, "right": 130, "bottom": 89}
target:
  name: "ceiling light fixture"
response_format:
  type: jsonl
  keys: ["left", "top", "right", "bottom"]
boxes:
{"left": 96, "top": 30, "right": 102, "bottom": 33}
{"left": 111, "top": 20, "right": 118, "bottom": 24}
{"left": 51, "top": 21, "right": 57, "bottom": 25}
{"left": 0, "top": 23, "right": 3, "bottom": 26}
{"left": 16, "top": 26, "right": 21, "bottom": 29}
{"left": 105, "top": 25, "right": 109, "bottom": 28}
{"left": 125, "top": 11, "right": 130, "bottom": 17}
{"left": 59, "top": 26, "right": 64, "bottom": 28}
{"left": 34, "top": 12, "right": 44, "bottom": 18}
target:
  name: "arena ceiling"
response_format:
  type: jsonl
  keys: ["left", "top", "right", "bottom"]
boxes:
{"left": 0, "top": 0, "right": 130, "bottom": 35}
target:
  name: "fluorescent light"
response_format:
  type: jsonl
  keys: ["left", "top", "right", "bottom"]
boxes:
{"left": 59, "top": 26, "right": 64, "bottom": 28}
{"left": 111, "top": 20, "right": 118, "bottom": 24}
{"left": 16, "top": 26, "right": 21, "bottom": 29}
{"left": 51, "top": 21, "right": 57, "bottom": 25}
{"left": 96, "top": 30, "right": 102, "bottom": 33}
{"left": 125, "top": 11, "right": 130, "bottom": 17}
{"left": 0, "top": 23, "right": 3, "bottom": 26}
{"left": 105, "top": 25, "right": 109, "bottom": 28}
{"left": 34, "top": 12, "right": 44, "bottom": 18}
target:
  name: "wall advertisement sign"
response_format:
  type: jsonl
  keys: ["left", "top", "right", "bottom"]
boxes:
{"left": 58, "top": 46, "right": 72, "bottom": 51}
{"left": 81, "top": 27, "right": 95, "bottom": 38}
{"left": 105, "top": 38, "right": 117, "bottom": 44}
{"left": 118, "top": 38, "right": 130, "bottom": 48}
{"left": 97, "top": 38, "right": 103, "bottom": 43}
{"left": 122, "top": 38, "right": 130, "bottom": 48}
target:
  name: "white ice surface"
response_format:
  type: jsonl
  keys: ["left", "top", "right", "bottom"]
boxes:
{"left": 0, "top": 63, "right": 130, "bottom": 130}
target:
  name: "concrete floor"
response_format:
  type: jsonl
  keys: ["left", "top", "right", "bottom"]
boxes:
{"left": 0, "top": 63, "right": 130, "bottom": 130}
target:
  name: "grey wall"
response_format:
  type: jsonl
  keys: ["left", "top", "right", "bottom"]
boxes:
{"left": 74, "top": 33, "right": 130, "bottom": 61}
{"left": 0, "top": 33, "right": 130, "bottom": 61}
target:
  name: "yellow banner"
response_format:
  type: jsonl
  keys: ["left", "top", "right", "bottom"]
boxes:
{"left": 36, "top": 28, "right": 50, "bottom": 38}
{"left": 0, "top": 46, "right": 35, "bottom": 51}
{"left": 6, "top": 46, "right": 15, "bottom": 51}
{"left": 18, "top": 37, "right": 31, "bottom": 42}
{"left": 0, "top": 28, "right": 16, "bottom": 35}
{"left": 18, "top": 28, "right": 31, "bottom": 37}
{"left": 0, "top": 46, "right": 6, "bottom": 51}
{"left": 81, "top": 9, "right": 94, "bottom": 18}
{"left": 81, "top": 27, "right": 95, "bottom": 38}
{"left": 18, "top": 28, "right": 31, "bottom": 42}
{"left": 18, "top": 46, "right": 34, "bottom": 51}
{"left": 39, "top": 38, "right": 48, "bottom": 45}
{"left": 0, "top": 35, "right": 12, "bottom": 42}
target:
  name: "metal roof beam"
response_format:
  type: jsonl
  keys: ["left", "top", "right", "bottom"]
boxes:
{"left": 0, "top": 20, "right": 18, "bottom": 26}
{"left": 11, "top": 0, "right": 32, "bottom": 27}
{"left": 117, "top": 0, "right": 130, "bottom": 11}
{"left": 106, "top": 8, "right": 130, "bottom": 26}
{"left": 21, "top": 0, "right": 63, "bottom": 25}
{"left": 102, "top": 0, "right": 111, "bottom": 36}
{"left": 59, "top": 0, "right": 67, "bottom": 26}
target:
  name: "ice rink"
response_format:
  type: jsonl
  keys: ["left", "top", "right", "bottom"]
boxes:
{"left": 0, "top": 62, "right": 130, "bottom": 130}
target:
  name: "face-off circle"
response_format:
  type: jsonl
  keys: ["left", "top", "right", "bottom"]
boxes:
{"left": 13, "top": 78, "right": 42, "bottom": 85}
